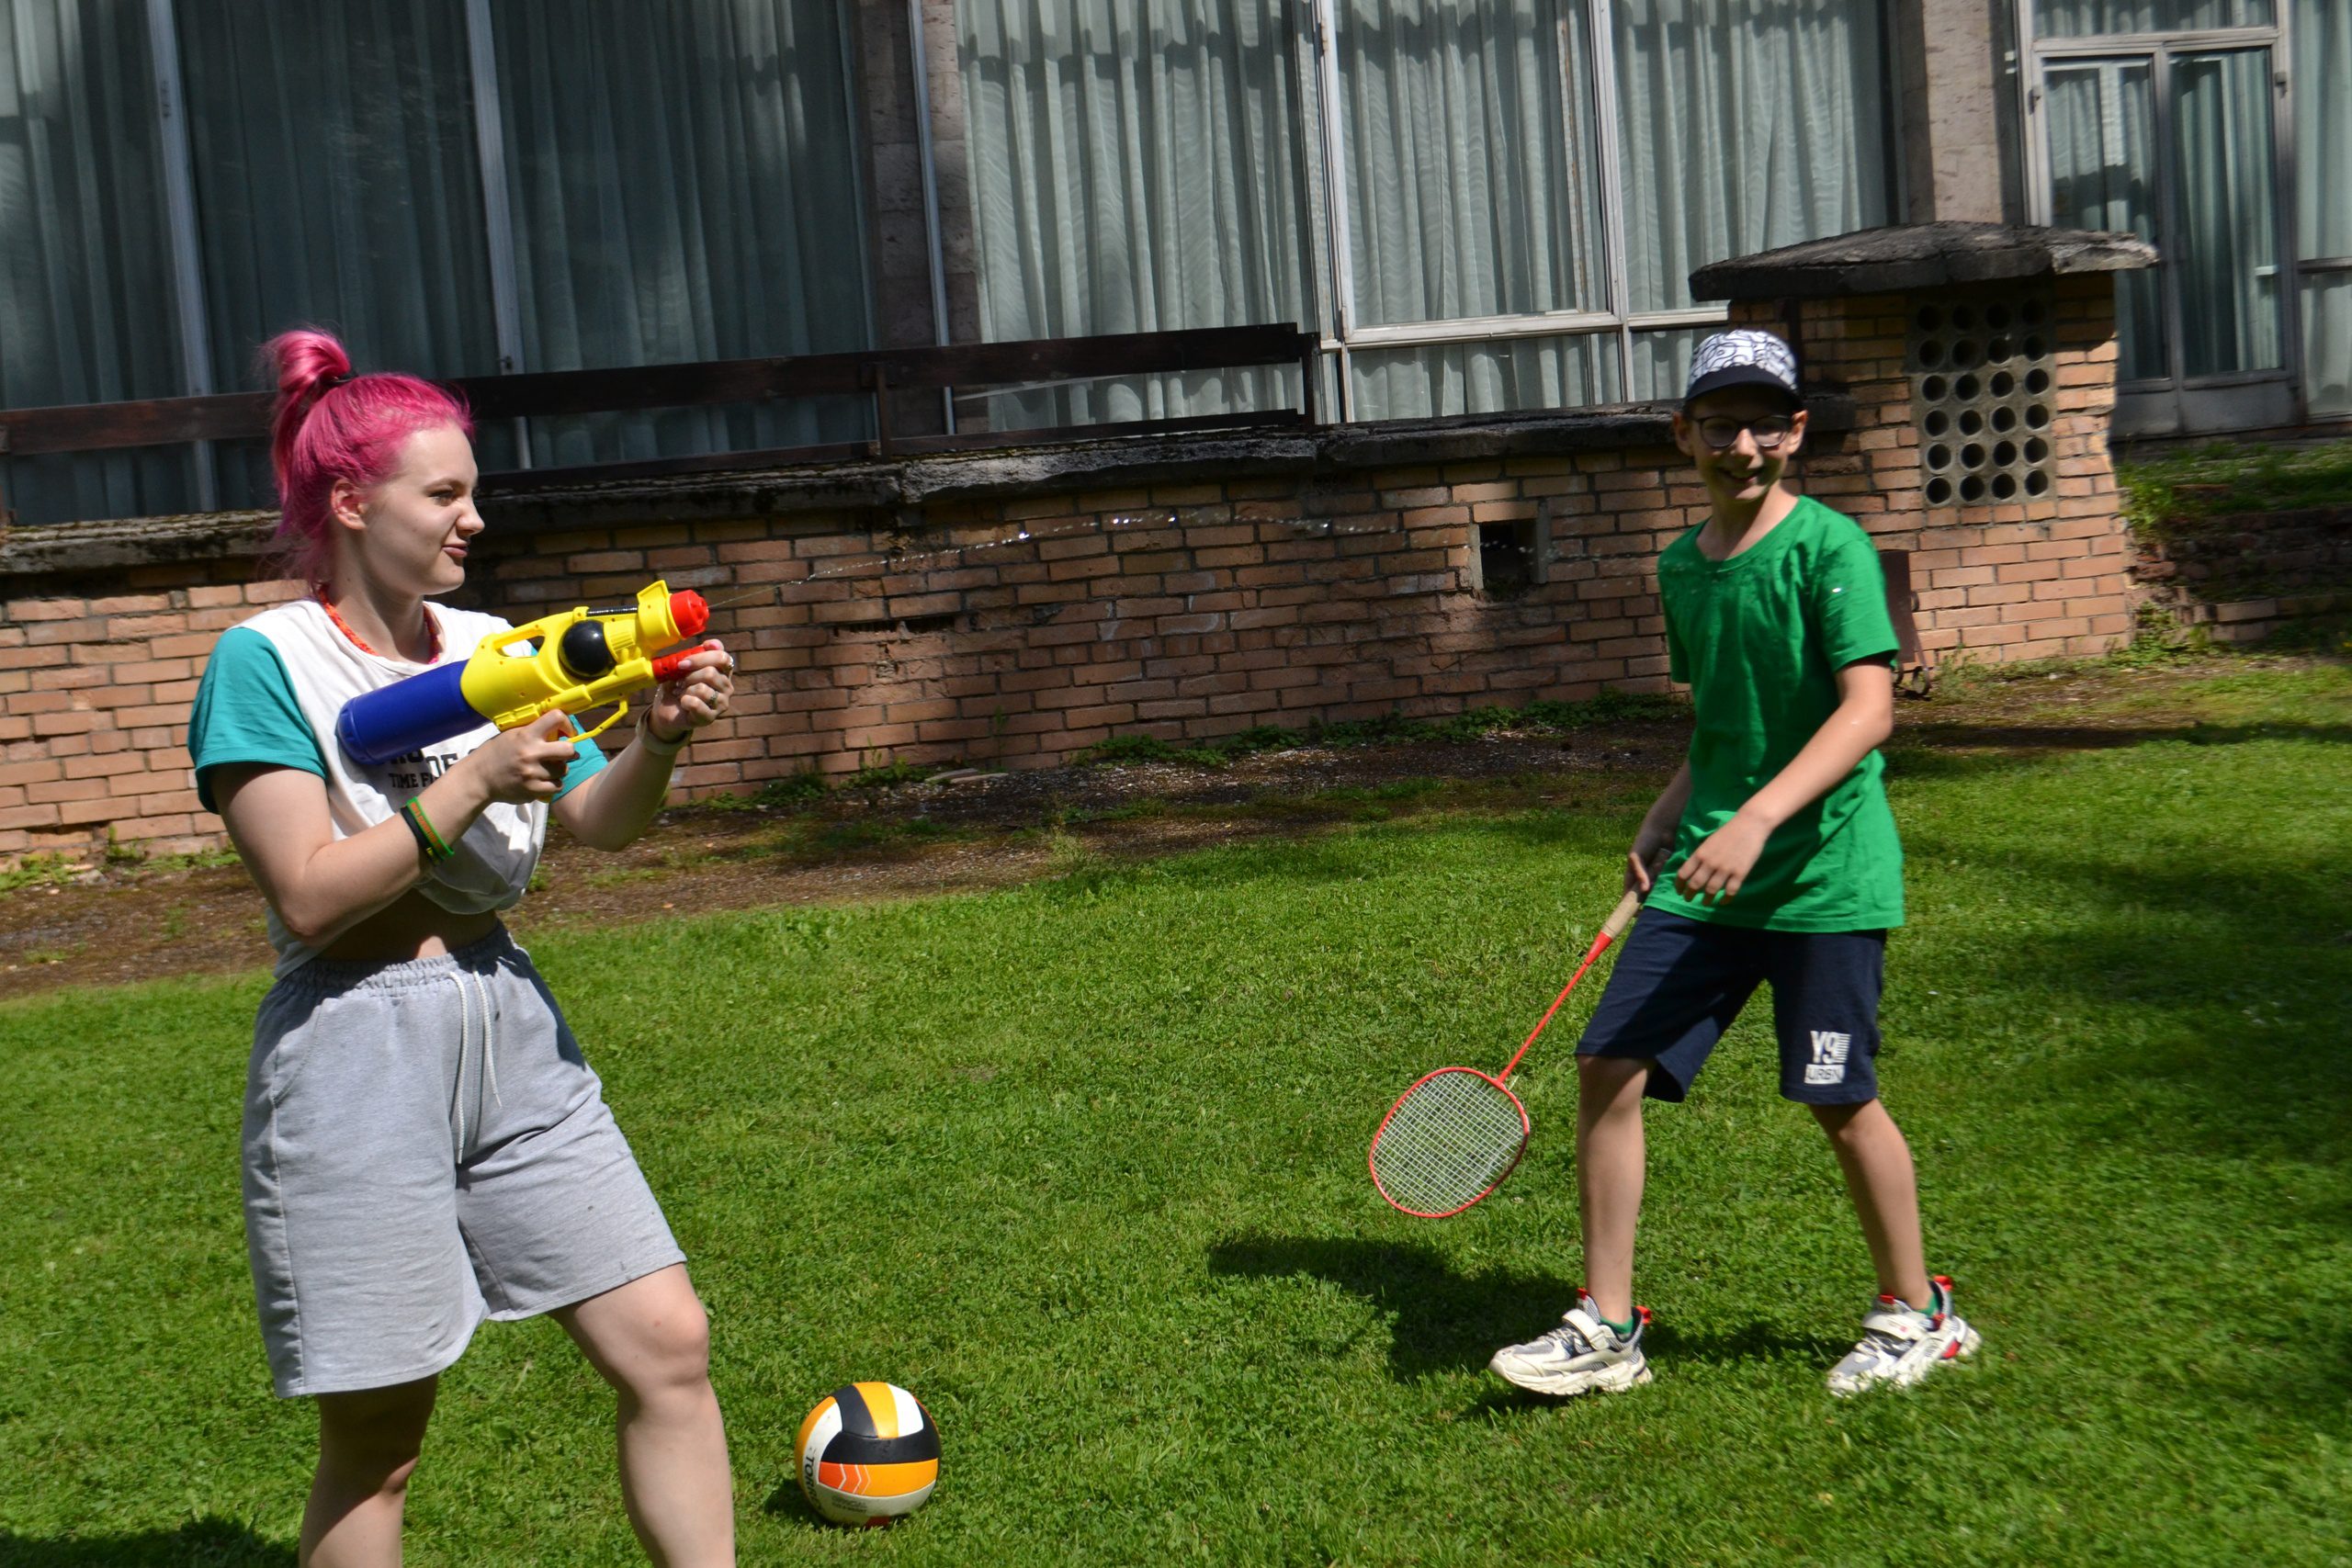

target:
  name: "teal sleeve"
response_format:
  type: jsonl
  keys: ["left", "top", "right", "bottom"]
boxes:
{"left": 189, "top": 627, "right": 327, "bottom": 814}
{"left": 554, "top": 729, "right": 607, "bottom": 801}
{"left": 1812, "top": 526, "right": 1901, "bottom": 670}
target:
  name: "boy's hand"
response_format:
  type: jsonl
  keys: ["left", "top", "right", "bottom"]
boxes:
{"left": 1624, "top": 827, "right": 1674, "bottom": 895}
{"left": 1673, "top": 811, "right": 1771, "bottom": 905}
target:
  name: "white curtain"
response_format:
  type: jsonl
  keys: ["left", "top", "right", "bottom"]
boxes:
{"left": 0, "top": 0, "right": 190, "bottom": 525}
{"left": 2032, "top": 0, "right": 2271, "bottom": 37}
{"left": 958, "top": 0, "right": 1312, "bottom": 425}
{"left": 494, "top": 0, "right": 874, "bottom": 466}
{"left": 2044, "top": 61, "right": 2165, "bottom": 380}
{"left": 176, "top": 0, "right": 502, "bottom": 500}
{"left": 1613, "top": 0, "right": 1890, "bottom": 315}
{"left": 2297, "top": 0, "right": 2351, "bottom": 415}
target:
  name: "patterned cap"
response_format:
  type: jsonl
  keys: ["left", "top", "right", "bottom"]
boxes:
{"left": 1683, "top": 328, "right": 1801, "bottom": 408}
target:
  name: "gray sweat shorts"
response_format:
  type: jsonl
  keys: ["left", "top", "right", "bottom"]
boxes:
{"left": 243, "top": 929, "right": 684, "bottom": 1397}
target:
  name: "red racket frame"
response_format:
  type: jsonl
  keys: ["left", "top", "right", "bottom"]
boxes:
{"left": 1369, "top": 888, "right": 1644, "bottom": 1218}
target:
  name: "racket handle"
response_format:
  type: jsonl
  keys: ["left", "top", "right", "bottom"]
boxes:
{"left": 1600, "top": 888, "right": 1643, "bottom": 942}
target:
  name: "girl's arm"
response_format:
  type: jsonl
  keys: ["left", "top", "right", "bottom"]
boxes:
{"left": 216, "top": 710, "right": 579, "bottom": 948}
{"left": 1672, "top": 659, "right": 1894, "bottom": 905}
{"left": 553, "top": 644, "right": 734, "bottom": 852}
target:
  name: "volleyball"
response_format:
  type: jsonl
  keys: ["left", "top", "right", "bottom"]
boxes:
{"left": 793, "top": 1382, "right": 941, "bottom": 1527}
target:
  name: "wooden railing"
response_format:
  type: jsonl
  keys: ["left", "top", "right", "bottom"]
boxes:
{"left": 0, "top": 324, "right": 1321, "bottom": 516}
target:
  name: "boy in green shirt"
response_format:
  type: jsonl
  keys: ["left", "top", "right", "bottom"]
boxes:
{"left": 1489, "top": 329, "right": 1977, "bottom": 1399}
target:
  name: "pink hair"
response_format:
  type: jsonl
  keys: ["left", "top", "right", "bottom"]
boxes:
{"left": 261, "top": 330, "right": 472, "bottom": 589}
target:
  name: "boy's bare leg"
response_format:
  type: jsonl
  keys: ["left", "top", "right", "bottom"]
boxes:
{"left": 1811, "top": 1099, "right": 1933, "bottom": 1310}
{"left": 1577, "top": 1055, "right": 1654, "bottom": 1323}
{"left": 301, "top": 1376, "right": 437, "bottom": 1567}
{"left": 556, "top": 1265, "right": 735, "bottom": 1568}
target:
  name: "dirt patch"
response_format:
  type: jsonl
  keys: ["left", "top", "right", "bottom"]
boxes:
{"left": 0, "top": 656, "right": 2323, "bottom": 1001}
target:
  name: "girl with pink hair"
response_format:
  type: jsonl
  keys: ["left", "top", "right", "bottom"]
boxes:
{"left": 187, "top": 331, "right": 738, "bottom": 1566}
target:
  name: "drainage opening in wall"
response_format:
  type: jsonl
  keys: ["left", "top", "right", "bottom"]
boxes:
{"left": 1475, "top": 521, "right": 1537, "bottom": 601}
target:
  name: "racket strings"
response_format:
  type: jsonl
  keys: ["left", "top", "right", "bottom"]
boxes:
{"left": 1370, "top": 1070, "right": 1528, "bottom": 1216}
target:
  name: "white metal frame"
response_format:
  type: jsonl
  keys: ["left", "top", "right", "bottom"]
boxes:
{"left": 2017, "top": 0, "right": 2305, "bottom": 433}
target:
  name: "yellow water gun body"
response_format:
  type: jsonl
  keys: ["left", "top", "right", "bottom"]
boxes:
{"left": 337, "top": 581, "right": 712, "bottom": 766}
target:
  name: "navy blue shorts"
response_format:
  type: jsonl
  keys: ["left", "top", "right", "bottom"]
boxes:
{"left": 1576, "top": 909, "right": 1887, "bottom": 1105}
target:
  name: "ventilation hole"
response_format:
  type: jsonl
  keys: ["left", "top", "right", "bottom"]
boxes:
{"left": 2026, "top": 401, "right": 2052, "bottom": 428}
{"left": 1993, "top": 440, "right": 2018, "bottom": 467}
{"left": 1959, "top": 409, "right": 1984, "bottom": 436}
{"left": 1961, "top": 475, "right": 1987, "bottom": 502}
{"left": 1990, "top": 370, "right": 2016, "bottom": 398}
{"left": 1926, "top": 444, "right": 1952, "bottom": 471}
{"left": 1986, "top": 303, "right": 2012, "bottom": 330}
{"left": 2025, "top": 469, "right": 2052, "bottom": 496}
{"left": 1951, "top": 306, "right": 1974, "bottom": 331}
{"left": 1988, "top": 335, "right": 2012, "bottom": 363}
{"left": 2024, "top": 368, "right": 2051, "bottom": 395}
{"left": 1917, "top": 340, "right": 1945, "bottom": 368}
{"left": 1992, "top": 473, "right": 2018, "bottom": 500}
{"left": 2025, "top": 436, "right": 2050, "bottom": 463}
{"left": 2023, "top": 334, "right": 2046, "bottom": 359}
{"left": 1962, "top": 443, "right": 1986, "bottom": 469}
{"left": 1916, "top": 306, "right": 1941, "bottom": 332}
{"left": 2021, "top": 299, "right": 2045, "bottom": 325}
{"left": 1951, "top": 338, "right": 1981, "bottom": 369}
{"left": 1921, "top": 374, "right": 1949, "bottom": 400}
{"left": 1992, "top": 406, "right": 2018, "bottom": 433}
{"left": 1924, "top": 409, "right": 1950, "bottom": 437}
{"left": 1956, "top": 373, "right": 1982, "bottom": 400}
{"left": 1926, "top": 477, "right": 1953, "bottom": 505}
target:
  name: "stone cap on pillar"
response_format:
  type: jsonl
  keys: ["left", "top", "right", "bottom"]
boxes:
{"left": 1688, "top": 221, "right": 2158, "bottom": 302}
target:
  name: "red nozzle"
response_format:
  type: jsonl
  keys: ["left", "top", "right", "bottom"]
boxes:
{"left": 671, "top": 591, "right": 709, "bottom": 637}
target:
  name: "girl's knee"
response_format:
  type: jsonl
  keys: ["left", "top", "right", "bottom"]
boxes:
{"left": 317, "top": 1382, "right": 435, "bottom": 1483}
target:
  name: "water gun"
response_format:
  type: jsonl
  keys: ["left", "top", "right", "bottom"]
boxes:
{"left": 336, "top": 581, "right": 712, "bottom": 766}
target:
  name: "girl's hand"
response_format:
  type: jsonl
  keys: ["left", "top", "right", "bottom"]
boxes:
{"left": 644, "top": 640, "right": 735, "bottom": 745}
{"left": 1672, "top": 811, "right": 1771, "bottom": 905}
{"left": 465, "top": 709, "right": 579, "bottom": 805}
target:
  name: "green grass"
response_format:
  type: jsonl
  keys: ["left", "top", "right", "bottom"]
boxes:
{"left": 2, "top": 680, "right": 2348, "bottom": 1564}
{"left": 2116, "top": 437, "right": 2352, "bottom": 542}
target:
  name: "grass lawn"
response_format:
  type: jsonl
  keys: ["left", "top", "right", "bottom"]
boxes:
{"left": 2, "top": 665, "right": 2347, "bottom": 1566}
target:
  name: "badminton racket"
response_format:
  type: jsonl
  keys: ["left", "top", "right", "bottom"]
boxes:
{"left": 1368, "top": 888, "right": 1643, "bottom": 1218}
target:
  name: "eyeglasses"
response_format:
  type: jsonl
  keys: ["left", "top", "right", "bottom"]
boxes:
{"left": 1694, "top": 415, "right": 1796, "bottom": 451}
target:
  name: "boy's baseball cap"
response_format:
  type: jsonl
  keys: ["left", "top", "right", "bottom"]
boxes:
{"left": 1682, "top": 329, "right": 1802, "bottom": 409}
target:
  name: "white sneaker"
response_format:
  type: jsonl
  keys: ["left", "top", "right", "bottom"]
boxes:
{"left": 1488, "top": 1292, "right": 1653, "bottom": 1397}
{"left": 1826, "top": 1274, "right": 1980, "bottom": 1396}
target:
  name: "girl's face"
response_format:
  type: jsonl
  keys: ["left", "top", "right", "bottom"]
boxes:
{"left": 333, "top": 423, "right": 482, "bottom": 600}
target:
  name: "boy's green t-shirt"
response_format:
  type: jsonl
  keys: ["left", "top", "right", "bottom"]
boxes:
{"left": 1646, "top": 496, "right": 1904, "bottom": 932}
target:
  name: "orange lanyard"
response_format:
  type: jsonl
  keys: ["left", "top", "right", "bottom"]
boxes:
{"left": 315, "top": 592, "right": 441, "bottom": 663}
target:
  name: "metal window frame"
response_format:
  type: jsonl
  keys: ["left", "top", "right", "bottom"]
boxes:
{"left": 144, "top": 0, "right": 215, "bottom": 508}
{"left": 2018, "top": 0, "right": 2307, "bottom": 426}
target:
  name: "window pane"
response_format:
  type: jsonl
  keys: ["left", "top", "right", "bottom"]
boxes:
{"left": 1349, "top": 332, "right": 1618, "bottom": 420}
{"left": 0, "top": 0, "right": 193, "bottom": 524}
{"left": 1614, "top": 0, "right": 1892, "bottom": 314}
{"left": 2171, "top": 49, "right": 2280, "bottom": 376}
{"left": 1628, "top": 326, "right": 1712, "bottom": 401}
{"left": 2045, "top": 61, "right": 2165, "bottom": 380}
{"left": 2032, "top": 0, "right": 2270, "bottom": 38}
{"left": 958, "top": 0, "right": 1311, "bottom": 423}
{"left": 176, "top": 0, "right": 498, "bottom": 502}
{"left": 1333, "top": 0, "right": 1604, "bottom": 326}
{"left": 2295, "top": 0, "right": 2350, "bottom": 412}
{"left": 496, "top": 0, "right": 874, "bottom": 466}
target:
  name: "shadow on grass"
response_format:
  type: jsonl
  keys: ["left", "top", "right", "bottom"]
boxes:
{"left": 1885, "top": 719, "right": 2352, "bottom": 781}
{"left": 1206, "top": 1237, "right": 1849, "bottom": 1382}
{"left": 0, "top": 1518, "right": 291, "bottom": 1565}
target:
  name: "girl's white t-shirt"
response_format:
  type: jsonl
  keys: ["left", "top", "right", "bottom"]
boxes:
{"left": 188, "top": 599, "right": 604, "bottom": 976}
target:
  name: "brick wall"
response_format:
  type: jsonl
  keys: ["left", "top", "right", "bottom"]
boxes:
{"left": 0, "top": 276, "right": 2143, "bottom": 864}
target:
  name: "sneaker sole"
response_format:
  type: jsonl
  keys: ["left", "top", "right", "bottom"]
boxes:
{"left": 1487, "top": 1353, "right": 1653, "bottom": 1399}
